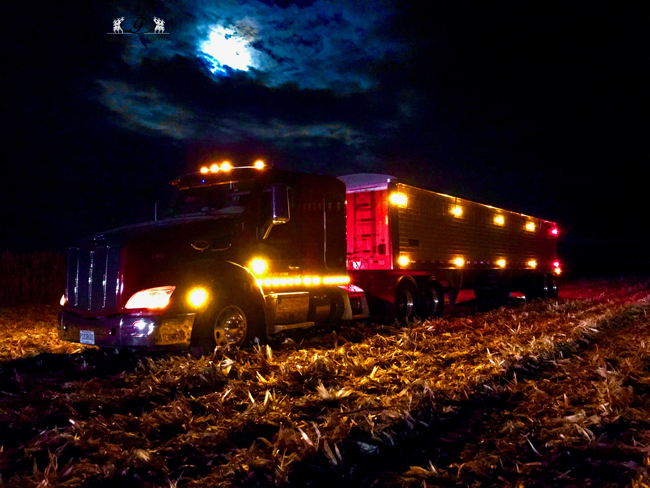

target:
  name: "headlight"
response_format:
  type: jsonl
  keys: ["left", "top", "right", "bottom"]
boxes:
{"left": 125, "top": 286, "right": 176, "bottom": 310}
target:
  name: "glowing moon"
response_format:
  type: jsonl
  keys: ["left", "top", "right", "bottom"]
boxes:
{"left": 200, "top": 25, "right": 253, "bottom": 74}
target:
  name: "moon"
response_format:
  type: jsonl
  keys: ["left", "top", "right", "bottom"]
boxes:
{"left": 200, "top": 25, "right": 254, "bottom": 74}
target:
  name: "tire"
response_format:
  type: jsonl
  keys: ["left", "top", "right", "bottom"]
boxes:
{"left": 546, "top": 274, "right": 559, "bottom": 299}
{"left": 395, "top": 281, "right": 418, "bottom": 320}
{"left": 200, "top": 296, "right": 265, "bottom": 352}
{"left": 525, "top": 274, "right": 549, "bottom": 301}
{"left": 420, "top": 281, "right": 444, "bottom": 318}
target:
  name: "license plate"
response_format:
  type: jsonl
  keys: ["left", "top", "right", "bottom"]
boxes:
{"left": 79, "top": 330, "right": 95, "bottom": 345}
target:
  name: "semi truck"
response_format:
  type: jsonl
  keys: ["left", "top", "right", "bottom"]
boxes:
{"left": 59, "top": 162, "right": 560, "bottom": 350}
{"left": 341, "top": 173, "right": 560, "bottom": 318}
{"left": 59, "top": 161, "right": 368, "bottom": 351}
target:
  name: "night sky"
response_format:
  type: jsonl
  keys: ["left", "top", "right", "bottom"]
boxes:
{"left": 3, "top": 1, "right": 648, "bottom": 275}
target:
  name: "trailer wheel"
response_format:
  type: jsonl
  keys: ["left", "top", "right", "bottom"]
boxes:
{"left": 395, "top": 281, "right": 418, "bottom": 320}
{"left": 547, "top": 275, "right": 559, "bottom": 299}
{"left": 525, "top": 275, "right": 549, "bottom": 301}
{"left": 420, "top": 281, "right": 444, "bottom": 318}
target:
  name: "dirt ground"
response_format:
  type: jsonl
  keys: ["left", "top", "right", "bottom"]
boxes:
{"left": 1, "top": 277, "right": 650, "bottom": 487}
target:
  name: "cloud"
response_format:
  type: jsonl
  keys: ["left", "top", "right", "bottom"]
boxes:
{"left": 98, "top": 80, "right": 366, "bottom": 149}
{"left": 118, "top": 0, "right": 401, "bottom": 93}
{"left": 98, "top": 81, "right": 195, "bottom": 139}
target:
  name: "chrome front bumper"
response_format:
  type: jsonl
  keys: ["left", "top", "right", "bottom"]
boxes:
{"left": 58, "top": 311, "right": 195, "bottom": 349}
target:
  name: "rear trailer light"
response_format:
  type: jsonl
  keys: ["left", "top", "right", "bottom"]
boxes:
{"left": 125, "top": 286, "right": 176, "bottom": 310}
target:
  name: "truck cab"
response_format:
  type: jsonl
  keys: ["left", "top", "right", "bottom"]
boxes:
{"left": 59, "top": 162, "right": 368, "bottom": 350}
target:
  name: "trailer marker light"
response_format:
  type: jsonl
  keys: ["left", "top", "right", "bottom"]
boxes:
{"left": 200, "top": 166, "right": 209, "bottom": 174}
{"left": 250, "top": 258, "right": 268, "bottom": 276}
{"left": 551, "top": 227, "right": 559, "bottom": 236}
{"left": 496, "top": 259, "right": 506, "bottom": 268}
{"left": 125, "top": 286, "right": 175, "bottom": 310}
{"left": 527, "top": 259, "right": 537, "bottom": 268}
{"left": 389, "top": 192, "right": 408, "bottom": 207}
{"left": 494, "top": 215, "right": 505, "bottom": 225}
{"left": 553, "top": 260, "right": 560, "bottom": 268}
{"left": 221, "top": 161, "right": 232, "bottom": 172}
{"left": 451, "top": 206, "right": 463, "bottom": 217}
{"left": 397, "top": 255, "right": 410, "bottom": 267}
{"left": 272, "top": 277, "right": 280, "bottom": 286}
{"left": 209, "top": 163, "right": 220, "bottom": 173}
{"left": 312, "top": 276, "right": 321, "bottom": 285}
{"left": 60, "top": 294, "right": 67, "bottom": 306}
{"left": 525, "top": 222, "right": 536, "bottom": 232}
{"left": 188, "top": 288, "right": 209, "bottom": 308}
{"left": 254, "top": 160, "right": 265, "bottom": 169}
{"left": 453, "top": 257, "right": 465, "bottom": 267}
{"left": 303, "top": 276, "right": 312, "bottom": 285}
{"left": 554, "top": 268, "right": 562, "bottom": 275}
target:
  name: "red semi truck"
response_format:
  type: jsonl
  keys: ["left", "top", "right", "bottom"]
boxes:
{"left": 59, "top": 162, "right": 559, "bottom": 350}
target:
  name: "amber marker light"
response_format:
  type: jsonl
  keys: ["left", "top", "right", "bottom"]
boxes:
{"left": 221, "top": 161, "right": 232, "bottom": 172}
{"left": 525, "top": 222, "right": 536, "bottom": 232}
{"left": 254, "top": 160, "right": 265, "bottom": 169}
{"left": 554, "top": 268, "right": 562, "bottom": 275}
{"left": 249, "top": 258, "right": 268, "bottom": 276}
{"left": 397, "top": 255, "right": 410, "bottom": 267}
{"left": 209, "top": 163, "right": 220, "bottom": 173}
{"left": 188, "top": 288, "right": 209, "bottom": 308}
{"left": 389, "top": 192, "right": 408, "bottom": 207}
{"left": 200, "top": 166, "right": 209, "bottom": 174}
{"left": 494, "top": 215, "right": 505, "bottom": 225}
{"left": 496, "top": 259, "right": 506, "bottom": 268}
{"left": 451, "top": 206, "right": 463, "bottom": 217}
{"left": 60, "top": 294, "right": 66, "bottom": 306}
{"left": 527, "top": 259, "right": 538, "bottom": 268}
{"left": 453, "top": 257, "right": 465, "bottom": 267}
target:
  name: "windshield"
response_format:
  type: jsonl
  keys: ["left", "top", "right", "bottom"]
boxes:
{"left": 166, "top": 181, "right": 254, "bottom": 218}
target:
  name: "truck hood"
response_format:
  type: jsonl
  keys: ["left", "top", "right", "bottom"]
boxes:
{"left": 74, "top": 215, "right": 240, "bottom": 249}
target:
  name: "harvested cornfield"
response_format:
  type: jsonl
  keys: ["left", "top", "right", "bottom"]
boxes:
{"left": 1, "top": 277, "right": 650, "bottom": 487}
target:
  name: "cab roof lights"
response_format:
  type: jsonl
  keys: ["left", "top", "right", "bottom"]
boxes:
{"left": 199, "top": 160, "right": 268, "bottom": 174}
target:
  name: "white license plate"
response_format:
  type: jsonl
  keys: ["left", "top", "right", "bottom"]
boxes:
{"left": 79, "top": 330, "right": 95, "bottom": 345}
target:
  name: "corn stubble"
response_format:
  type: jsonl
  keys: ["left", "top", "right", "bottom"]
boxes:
{"left": 0, "top": 278, "right": 650, "bottom": 487}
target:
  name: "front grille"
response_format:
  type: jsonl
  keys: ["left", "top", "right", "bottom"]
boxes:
{"left": 67, "top": 245, "right": 121, "bottom": 311}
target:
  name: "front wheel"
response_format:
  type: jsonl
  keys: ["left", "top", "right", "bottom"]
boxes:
{"left": 198, "top": 297, "right": 265, "bottom": 353}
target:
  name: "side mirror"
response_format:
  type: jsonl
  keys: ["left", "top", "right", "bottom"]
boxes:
{"left": 271, "top": 184, "right": 290, "bottom": 224}
{"left": 262, "top": 184, "right": 290, "bottom": 239}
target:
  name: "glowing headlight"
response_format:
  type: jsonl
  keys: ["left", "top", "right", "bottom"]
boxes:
{"left": 125, "top": 286, "right": 175, "bottom": 310}
{"left": 188, "top": 288, "right": 209, "bottom": 308}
